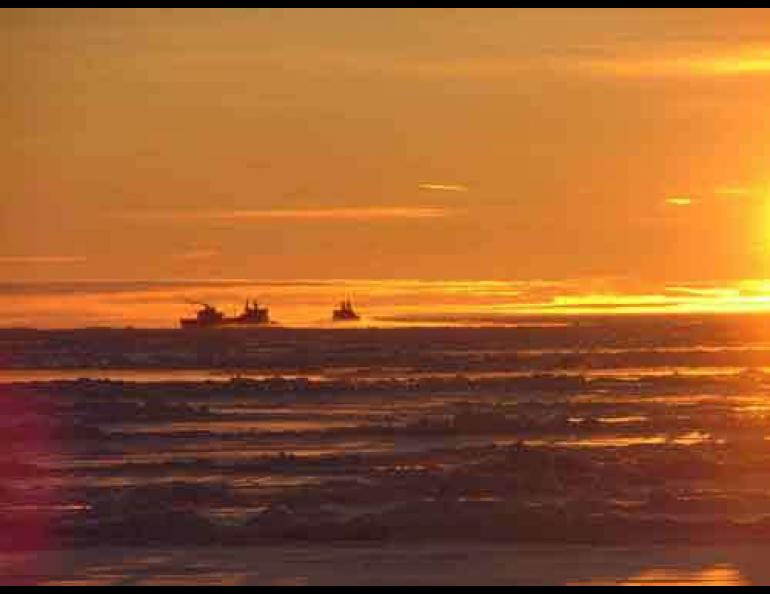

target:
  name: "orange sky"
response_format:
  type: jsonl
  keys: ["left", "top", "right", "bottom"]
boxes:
{"left": 6, "top": 278, "right": 770, "bottom": 328}
{"left": 5, "top": 8, "right": 770, "bottom": 285}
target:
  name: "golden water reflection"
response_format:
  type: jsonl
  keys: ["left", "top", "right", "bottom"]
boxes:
{"left": 569, "top": 563, "right": 748, "bottom": 586}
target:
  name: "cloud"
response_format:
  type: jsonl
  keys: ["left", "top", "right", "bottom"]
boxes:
{"left": 714, "top": 187, "right": 753, "bottom": 197}
{"left": 665, "top": 286, "right": 741, "bottom": 298}
{"left": 578, "top": 46, "right": 770, "bottom": 78}
{"left": 0, "top": 255, "right": 86, "bottom": 264}
{"left": 665, "top": 197, "right": 694, "bottom": 206}
{"left": 221, "top": 207, "right": 450, "bottom": 220}
{"left": 123, "top": 207, "right": 453, "bottom": 222}
{"left": 171, "top": 249, "right": 219, "bottom": 261}
{"left": 418, "top": 183, "right": 468, "bottom": 193}
{"left": 394, "top": 47, "right": 770, "bottom": 82}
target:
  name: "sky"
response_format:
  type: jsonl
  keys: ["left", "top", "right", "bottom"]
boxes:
{"left": 6, "top": 278, "right": 770, "bottom": 328}
{"left": 5, "top": 8, "right": 770, "bottom": 291}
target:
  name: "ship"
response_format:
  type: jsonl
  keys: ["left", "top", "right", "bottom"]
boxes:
{"left": 332, "top": 298, "right": 360, "bottom": 322}
{"left": 180, "top": 299, "right": 271, "bottom": 328}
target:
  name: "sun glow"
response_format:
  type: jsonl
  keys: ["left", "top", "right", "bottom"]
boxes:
{"left": 5, "top": 278, "right": 770, "bottom": 328}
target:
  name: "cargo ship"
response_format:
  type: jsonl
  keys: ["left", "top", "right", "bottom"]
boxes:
{"left": 180, "top": 300, "right": 271, "bottom": 328}
{"left": 332, "top": 298, "right": 360, "bottom": 322}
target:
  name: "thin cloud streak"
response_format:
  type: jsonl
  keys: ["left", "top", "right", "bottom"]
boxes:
{"left": 122, "top": 207, "right": 453, "bottom": 222}
{"left": 171, "top": 249, "right": 219, "bottom": 261}
{"left": 578, "top": 46, "right": 770, "bottom": 78}
{"left": 418, "top": 183, "right": 469, "bottom": 193}
{"left": 0, "top": 256, "right": 87, "bottom": 264}
{"left": 715, "top": 187, "right": 754, "bottom": 197}
{"left": 666, "top": 197, "right": 694, "bottom": 206}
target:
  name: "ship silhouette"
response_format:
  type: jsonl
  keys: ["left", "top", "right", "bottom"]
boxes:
{"left": 180, "top": 299, "right": 271, "bottom": 328}
{"left": 332, "top": 298, "right": 360, "bottom": 322}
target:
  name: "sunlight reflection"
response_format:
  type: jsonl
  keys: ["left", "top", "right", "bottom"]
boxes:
{"left": 567, "top": 563, "right": 748, "bottom": 586}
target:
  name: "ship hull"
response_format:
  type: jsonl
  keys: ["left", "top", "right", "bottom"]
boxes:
{"left": 332, "top": 315, "right": 360, "bottom": 322}
{"left": 179, "top": 318, "right": 273, "bottom": 329}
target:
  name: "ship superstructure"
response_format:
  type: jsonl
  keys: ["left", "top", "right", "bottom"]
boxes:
{"left": 180, "top": 299, "right": 271, "bottom": 328}
{"left": 234, "top": 299, "right": 270, "bottom": 325}
{"left": 332, "top": 298, "right": 360, "bottom": 322}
